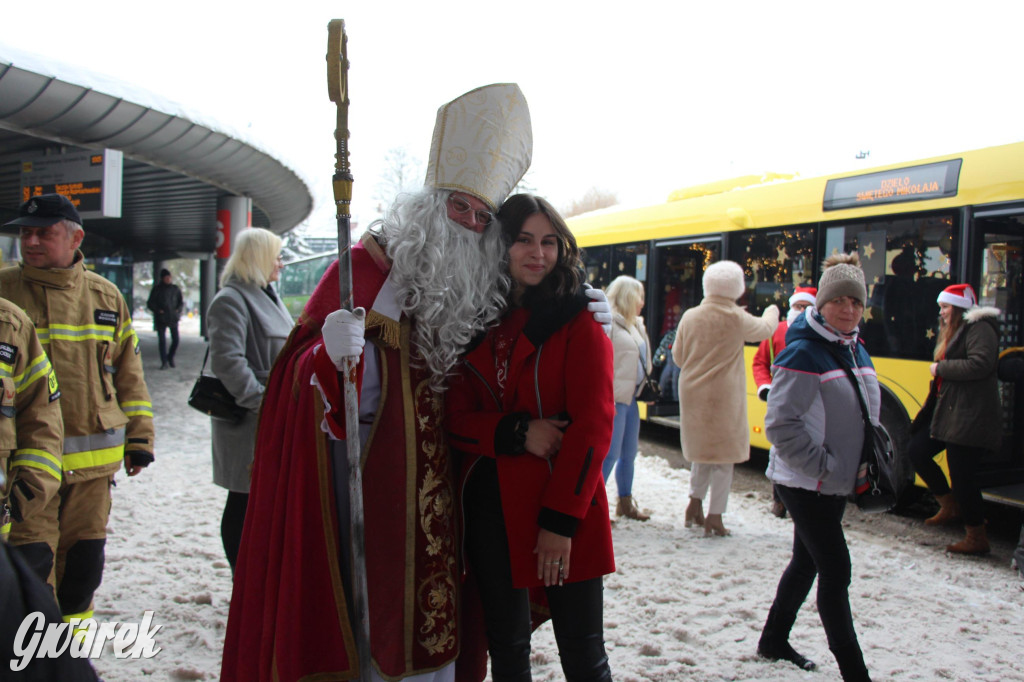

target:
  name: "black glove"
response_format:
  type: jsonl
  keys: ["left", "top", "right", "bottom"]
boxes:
{"left": 758, "top": 386, "right": 770, "bottom": 402}
{"left": 126, "top": 451, "right": 155, "bottom": 468}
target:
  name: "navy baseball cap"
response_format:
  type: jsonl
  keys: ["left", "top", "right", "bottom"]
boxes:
{"left": 4, "top": 193, "right": 83, "bottom": 228}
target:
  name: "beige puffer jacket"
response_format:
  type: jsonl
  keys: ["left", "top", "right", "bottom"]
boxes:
{"left": 607, "top": 313, "right": 652, "bottom": 405}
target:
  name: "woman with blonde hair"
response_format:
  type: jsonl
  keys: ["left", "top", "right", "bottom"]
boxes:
{"left": 208, "top": 227, "right": 294, "bottom": 570}
{"left": 907, "top": 283, "right": 1001, "bottom": 554}
{"left": 603, "top": 275, "right": 654, "bottom": 520}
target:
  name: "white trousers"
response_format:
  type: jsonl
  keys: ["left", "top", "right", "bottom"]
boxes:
{"left": 688, "top": 462, "right": 735, "bottom": 515}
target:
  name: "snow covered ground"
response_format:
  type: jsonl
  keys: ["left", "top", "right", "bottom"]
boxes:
{"left": 78, "top": 322, "right": 1024, "bottom": 681}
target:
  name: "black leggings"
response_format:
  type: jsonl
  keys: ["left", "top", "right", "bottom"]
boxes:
{"left": 464, "top": 460, "right": 611, "bottom": 682}
{"left": 770, "top": 485, "right": 860, "bottom": 654}
{"left": 907, "top": 428, "right": 987, "bottom": 526}
{"left": 221, "top": 491, "right": 249, "bottom": 571}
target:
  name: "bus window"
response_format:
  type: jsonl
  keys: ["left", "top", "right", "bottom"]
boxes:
{"left": 612, "top": 243, "right": 648, "bottom": 282}
{"left": 580, "top": 242, "right": 649, "bottom": 291}
{"left": 581, "top": 245, "right": 612, "bottom": 289}
{"left": 652, "top": 240, "right": 720, "bottom": 341}
{"left": 727, "top": 226, "right": 816, "bottom": 318}
{"left": 822, "top": 212, "right": 955, "bottom": 360}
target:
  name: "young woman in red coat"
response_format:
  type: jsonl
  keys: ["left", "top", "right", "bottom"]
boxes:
{"left": 446, "top": 194, "right": 616, "bottom": 682}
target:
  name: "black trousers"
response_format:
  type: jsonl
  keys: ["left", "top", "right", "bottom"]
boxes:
{"left": 464, "top": 460, "right": 611, "bottom": 682}
{"left": 221, "top": 491, "right": 249, "bottom": 571}
{"left": 769, "top": 485, "right": 861, "bottom": 654}
{"left": 155, "top": 322, "right": 179, "bottom": 364}
{"left": 907, "top": 428, "right": 987, "bottom": 526}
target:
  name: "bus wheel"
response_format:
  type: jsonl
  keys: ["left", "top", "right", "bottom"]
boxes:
{"left": 879, "top": 398, "right": 915, "bottom": 508}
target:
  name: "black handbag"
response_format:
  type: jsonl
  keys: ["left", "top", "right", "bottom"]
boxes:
{"left": 188, "top": 347, "right": 247, "bottom": 423}
{"left": 616, "top": 320, "right": 661, "bottom": 403}
{"left": 823, "top": 342, "right": 898, "bottom": 513}
{"left": 636, "top": 368, "right": 661, "bottom": 403}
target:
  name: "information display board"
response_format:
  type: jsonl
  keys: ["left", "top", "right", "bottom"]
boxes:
{"left": 823, "top": 159, "right": 961, "bottom": 211}
{"left": 20, "top": 149, "right": 123, "bottom": 219}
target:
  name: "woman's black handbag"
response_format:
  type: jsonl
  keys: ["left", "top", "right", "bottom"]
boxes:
{"left": 188, "top": 347, "right": 247, "bottom": 423}
{"left": 637, "top": 373, "right": 662, "bottom": 403}
{"left": 823, "top": 342, "right": 898, "bottom": 513}
{"left": 616, "top": 320, "right": 661, "bottom": 403}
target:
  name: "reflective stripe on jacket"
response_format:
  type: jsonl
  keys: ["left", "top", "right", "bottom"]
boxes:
{"left": 0, "top": 252, "right": 153, "bottom": 483}
{"left": 0, "top": 296, "right": 64, "bottom": 526}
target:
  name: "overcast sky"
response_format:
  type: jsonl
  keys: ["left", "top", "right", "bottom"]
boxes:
{"left": 4, "top": 0, "right": 1022, "bottom": 236}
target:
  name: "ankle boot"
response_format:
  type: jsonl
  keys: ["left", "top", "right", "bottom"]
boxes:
{"left": 831, "top": 641, "right": 871, "bottom": 682}
{"left": 684, "top": 498, "right": 705, "bottom": 528}
{"left": 757, "top": 606, "right": 816, "bottom": 671}
{"left": 616, "top": 496, "right": 651, "bottom": 521}
{"left": 925, "top": 493, "right": 961, "bottom": 526}
{"left": 947, "top": 524, "right": 990, "bottom": 555}
{"left": 704, "top": 513, "right": 731, "bottom": 537}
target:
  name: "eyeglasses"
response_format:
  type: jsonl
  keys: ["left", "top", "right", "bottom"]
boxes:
{"left": 448, "top": 194, "right": 494, "bottom": 227}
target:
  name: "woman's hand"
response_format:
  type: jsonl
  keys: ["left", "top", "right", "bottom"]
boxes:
{"left": 535, "top": 528, "right": 571, "bottom": 586}
{"left": 524, "top": 419, "right": 569, "bottom": 460}
{"left": 929, "top": 362, "right": 938, "bottom": 377}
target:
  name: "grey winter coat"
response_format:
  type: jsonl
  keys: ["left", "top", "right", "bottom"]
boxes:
{"left": 765, "top": 309, "right": 881, "bottom": 497}
{"left": 928, "top": 307, "right": 1002, "bottom": 452}
{"left": 208, "top": 280, "right": 294, "bottom": 492}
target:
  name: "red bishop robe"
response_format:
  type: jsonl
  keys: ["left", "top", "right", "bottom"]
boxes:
{"left": 221, "top": 233, "right": 486, "bottom": 681}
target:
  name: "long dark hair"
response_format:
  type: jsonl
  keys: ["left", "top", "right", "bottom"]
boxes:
{"left": 934, "top": 304, "right": 965, "bottom": 361}
{"left": 497, "top": 194, "right": 582, "bottom": 304}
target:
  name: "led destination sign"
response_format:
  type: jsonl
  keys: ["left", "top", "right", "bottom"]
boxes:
{"left": 823, "top": 159, "right": 961, "bottom": 211}
{"left": 20, "top": 150, "right": 123, "bottom": 219}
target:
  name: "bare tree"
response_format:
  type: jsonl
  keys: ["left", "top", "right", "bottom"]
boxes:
{"left": 373, "top": 147, "right": 424, "bottom": 215}
{"left": 562, "top": 187, "right": 619, "bottom": 218}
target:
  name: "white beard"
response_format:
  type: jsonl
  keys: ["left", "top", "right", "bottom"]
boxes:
{"left": 787, "top": 307, "right": 803, "bottom": 325}
{"left": 379, "top": 189, "right": 509, "bottom": 391}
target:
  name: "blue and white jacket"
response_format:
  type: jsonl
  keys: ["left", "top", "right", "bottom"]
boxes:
{"left": 764, "top": 307, "right": 881, "bottom": 497}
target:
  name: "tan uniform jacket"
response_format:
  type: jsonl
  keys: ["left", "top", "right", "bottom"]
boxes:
{"left": 0, "top": 252, "right": 153, "bottom": 484}
{"left": 0, "top": 297, "right": 63, "bottom": 531}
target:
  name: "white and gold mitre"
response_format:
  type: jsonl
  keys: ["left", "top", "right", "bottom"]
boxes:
{"left": 425, "top": 83, "right": 532, "bottom": 210}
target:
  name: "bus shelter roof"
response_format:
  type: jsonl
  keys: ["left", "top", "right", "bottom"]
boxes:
{"left": 0, "top": 47, "right": 313, "bottom": 261}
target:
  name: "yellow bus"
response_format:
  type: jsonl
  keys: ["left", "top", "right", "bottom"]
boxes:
{"left": 569, "top": 141, "right": 1024, "bottom": 506}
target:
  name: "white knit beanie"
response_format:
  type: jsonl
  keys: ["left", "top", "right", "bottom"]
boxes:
{"left": 703, "top": 261, "right": 745, "bottom": 300}
{"left": 816, "top": 252, "right": 867, "bottom": 307}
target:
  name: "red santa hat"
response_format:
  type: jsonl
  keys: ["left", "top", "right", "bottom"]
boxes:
{"left": 937, "top": 283, "right": 977, "bottom": 309}
{"left": 789, "top": 286, "right": 817, "bottom": 307}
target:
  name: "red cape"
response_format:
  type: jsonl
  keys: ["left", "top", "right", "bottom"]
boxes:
{"left": 221, "top": 236, "right": 486, "bottom": 681}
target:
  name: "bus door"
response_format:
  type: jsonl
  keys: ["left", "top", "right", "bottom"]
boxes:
{"left": 971, "top": 206, "right": 1024, "bottom": 499}
{"left": 647, "top": 237, "right": 721, "bottom": 419}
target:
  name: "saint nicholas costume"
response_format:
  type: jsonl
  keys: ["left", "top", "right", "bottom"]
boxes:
{"left": 221, "top": 83, "right": 532, "bottom": 682}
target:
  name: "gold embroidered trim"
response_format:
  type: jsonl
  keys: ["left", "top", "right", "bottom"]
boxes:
{"left": 366, "top": 309, "right": 402, "bottom": 350}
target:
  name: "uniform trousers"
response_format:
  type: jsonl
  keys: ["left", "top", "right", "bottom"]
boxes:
{"left": 9, "top": 474, "right": 112, "bottom": 617}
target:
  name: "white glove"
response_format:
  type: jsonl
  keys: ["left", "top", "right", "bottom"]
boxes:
{"left": 322, "top": 307, "right": 366, "bottom": 369}
{"left": 583, "top": 283, "right": 612, "bottom": 334}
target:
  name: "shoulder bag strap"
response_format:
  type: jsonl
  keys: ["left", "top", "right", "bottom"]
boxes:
{"left": 819, "top": 341, "right": 872, "bottom": 428}
{"left": 620, "top": 320, "right": 656, "bottom": 384}
{"left": 198, "top": 346, "right": 211, "bottom": 378}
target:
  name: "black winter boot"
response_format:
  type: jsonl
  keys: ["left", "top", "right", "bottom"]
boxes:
{"left": 831, "top": 641, "right": 871, "bottom": 682}
{"left": 757, "top": 606, "right": 816, "bottom": 671}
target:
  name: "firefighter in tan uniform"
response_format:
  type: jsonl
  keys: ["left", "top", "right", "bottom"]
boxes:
{"left": 1, "top": 193, "right": 155, "bottom": 621}
{"left": 0, "top": 296, "right": 63, "bottom": 541}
